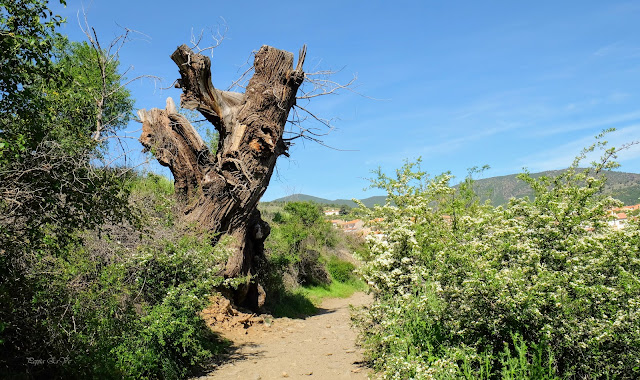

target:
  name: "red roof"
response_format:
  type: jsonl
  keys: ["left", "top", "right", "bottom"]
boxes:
{"left": 612, "top": 204, "right": 640, "bottom": 211}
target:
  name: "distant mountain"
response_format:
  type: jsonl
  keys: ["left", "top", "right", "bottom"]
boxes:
{"left": 264, "top": 170, "right": 640, "bottom": 209}
{"left": 266, "top": 194, "right": 387, "bottom": 208}
{"left": 470, "top": 169, "right": 640, "bottom": 206}
{"left": 268, "top": 194, "right": 334, "bottom": 205}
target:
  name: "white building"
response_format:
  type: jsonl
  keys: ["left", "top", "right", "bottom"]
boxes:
{"left": 324, "top": 209, "right": 340, "bottom": 216}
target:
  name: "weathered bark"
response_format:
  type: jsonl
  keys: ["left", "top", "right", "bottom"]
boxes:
{"left": 138, "top": 44, "right": 305, "bottom": 308}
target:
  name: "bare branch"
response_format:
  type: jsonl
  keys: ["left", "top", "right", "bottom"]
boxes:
{"left": 288, "top": 133, "right": 358, "bottom": 152}
{"left": 226, "top": 62, "right": 255, "bottom": 91}
{"left": 105, "top": 74, "right": 161, "bottom": 99}
{"left": 273, "top": 51, "right": 366, "bottom": 152}
{"left": 158, "top": 79, "right": 180, "bottom": 90}
{"left": 292, "top": 104, "right": 336, "bottom": 131}
{"left": 298, "top": 71, "right": 357, "bottom": 100}
{"left": 189, "top": 18, "right": 228, "bottom": 57}
{"left": 76, "top": 8, "right": 164, "bottom": 176}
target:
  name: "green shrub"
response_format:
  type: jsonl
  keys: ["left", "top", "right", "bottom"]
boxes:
{"left": 262, "top": 201, "right": 367, "bottom": 316}
{"left": 128, "top": 172, "right": 176, "bottom": 227}
{"left": 327, "top": 256, "right": 357, "bottom": 283}
{"left": 354, "top": 136, "right": 640, "bottom": 379}
{"left": 51, "top": 230, "right": 229, "bottom": 379}
{"left": 0, "top": 174, "right": 231, "bottom": 379}
{"left": 265, "top": 201, "right": 336, "bottom": 288}
{"left": 110, "top": 283, "right": 224, "bottom": 379}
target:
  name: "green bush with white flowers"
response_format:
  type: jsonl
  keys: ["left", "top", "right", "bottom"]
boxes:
{"left": 354, "top": 134, "right": 640, "bottom": 379}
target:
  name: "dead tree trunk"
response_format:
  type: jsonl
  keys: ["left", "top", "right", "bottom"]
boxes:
{"left": 138, "top": 44, "right": 306, "bottom": 309}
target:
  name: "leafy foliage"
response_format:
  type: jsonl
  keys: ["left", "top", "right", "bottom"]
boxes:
{"left": 1, "top": 0, "right": 64, "bottom": 165}
{"left": 266, "top": 201, "right": 336, "bottom": 287}
{"left": 2, "top": 173, "right": 232, "bottom": 379}
{"left": 354, "top": 134, "right": 640, "bottom": 379}
{"left": 327, "top": 255, "right": 357, "bottom": 283}
{"left": 0, "top": 12, "right": 135, "bottom": 254}
{"left": 0, "top": 0, "right": 64, "bottom": 74}
{"left": 53, "top": 39, "right": 134, "bottom": 143}
{"left": 0, "top": 4, "right": 231, "bottom": 378}
{"left": 261, "top": 201, "right": 365, "bottom": 317}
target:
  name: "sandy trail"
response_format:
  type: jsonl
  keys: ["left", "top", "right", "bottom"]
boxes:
{"left": 196, "top": 292, "right": 372, "bottom": 380}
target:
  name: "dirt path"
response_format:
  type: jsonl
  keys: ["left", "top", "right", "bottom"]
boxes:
{"left": 196, "top": 292, "right": 372, "bottom": 380}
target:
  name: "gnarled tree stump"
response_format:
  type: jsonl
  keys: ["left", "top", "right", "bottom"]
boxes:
{"left": 138, "top": 44, "right": 306, "bottom": 309}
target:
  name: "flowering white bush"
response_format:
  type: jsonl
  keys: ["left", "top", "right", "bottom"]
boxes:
{"left": 354, "top": 139, "right": 640, "bottom": 379}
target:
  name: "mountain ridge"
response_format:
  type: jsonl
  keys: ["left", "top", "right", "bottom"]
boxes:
{"left": 264, "top": 169, "right": 640, "bottom": 207}
{"left": 471, "top": 169, "right": 640, "bottom": 206}
{"left": 265, "top": 194, "right": 387, "bottom": 208}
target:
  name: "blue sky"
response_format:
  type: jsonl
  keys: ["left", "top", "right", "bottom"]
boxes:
{"left": 51, "top": 1, "right": 640, "bottom": 201}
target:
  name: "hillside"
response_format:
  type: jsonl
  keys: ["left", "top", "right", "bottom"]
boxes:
{"left": 266, "top": 194, "right": 387, "bottom": 208}
{"left": 471, "top": 169, "right": 640, "bottom": 206}
{"left": 265, "top": 170, "right": 640, "bottom": 208}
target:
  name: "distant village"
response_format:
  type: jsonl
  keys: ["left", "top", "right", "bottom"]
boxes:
{"left": 323, "top": 208, "right": 380, "bottom": 238}
{"left": 608, "top": 204, "right": 640, "bottom": 229}
{"left": 324, "top": 203, "right": 640, "bottom": 236}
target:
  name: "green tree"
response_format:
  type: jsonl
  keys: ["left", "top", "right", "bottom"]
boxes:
{"left": 53, "top": 39, "right": 134, "bottom": 143}
{"left": 0, "top": 1, "right": 136, "bottom": 374}
{"left": 0, "top": 0, "right": 66, "bottom": 162}
{"left": 0, "top": 28, "right": 135, "bottom": 249}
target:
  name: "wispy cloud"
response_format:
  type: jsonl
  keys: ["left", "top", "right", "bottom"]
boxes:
{"left": 593, "top": 42, "right": 623, "bottom": 57}
{"left": 362, "top": 121, "right": 518, "bottom": 168}
{"left": 592, "top": 41, "right": 640, "bottom": 59}
{"left": 526, "top": 110, "right": 640, "bottom": 138}
{"left": 519, "top": 126, "right": 640, "bottom": 172}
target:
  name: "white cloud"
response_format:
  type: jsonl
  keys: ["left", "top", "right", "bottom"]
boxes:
{"left": 593, "top": 42, "right": 623, "bottom": 57}
{"left": 520, "top": 125, "right": 640, "bottom": 172}
{"left": 527, "top": 111, "right": 640, "bottom": 138}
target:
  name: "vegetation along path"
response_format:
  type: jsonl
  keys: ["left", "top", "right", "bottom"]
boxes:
{"left": 197, "top": 292, "right": 371, "bottom": 380}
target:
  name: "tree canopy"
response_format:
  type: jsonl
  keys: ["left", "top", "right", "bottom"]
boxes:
{"left": 0, "top": 1, "right": 139, "bottom": 375}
